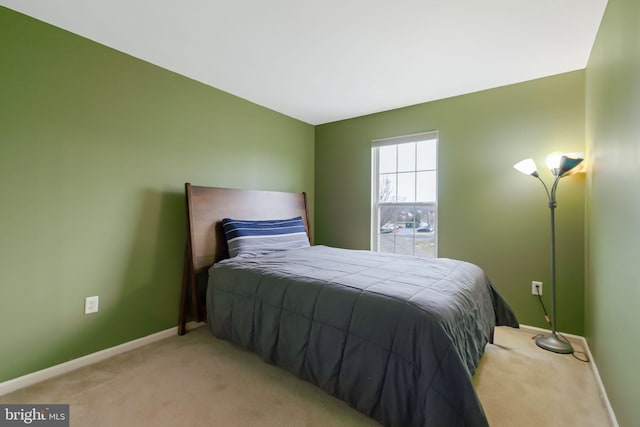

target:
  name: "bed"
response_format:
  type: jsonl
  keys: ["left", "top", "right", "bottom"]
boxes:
{"left": 178, "top": 183, "right": 519, "bottom": 427}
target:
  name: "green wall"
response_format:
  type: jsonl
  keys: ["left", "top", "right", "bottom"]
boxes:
{"left": 7, "top": 7, "right": 637, "bottom": 425}
{"left": 0, "top": 7, "right": 314, "bottom": 383}
{"left": 316, "top": 71, "right": 586, "bottom": 334}
{"left": 585, "top": 0, "right": 640, "bottom": 425}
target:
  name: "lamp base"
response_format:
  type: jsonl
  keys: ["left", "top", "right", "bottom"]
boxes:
{"left": 535, "top": 332, "right": 573, "bottom": 354}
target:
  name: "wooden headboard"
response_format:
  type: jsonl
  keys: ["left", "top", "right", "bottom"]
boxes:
{"left": 178, "top": 183, "right": 311, "bottom": 335}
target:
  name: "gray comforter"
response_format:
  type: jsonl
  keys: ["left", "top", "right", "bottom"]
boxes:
{"left": 207, "top": 245, "right": 518, "bottom": 426}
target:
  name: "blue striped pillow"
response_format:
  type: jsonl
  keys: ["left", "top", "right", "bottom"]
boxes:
{"left": 222, "top": 216, "right": 310, "bottom": 258}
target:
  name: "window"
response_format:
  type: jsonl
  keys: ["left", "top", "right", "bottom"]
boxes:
{"left": 371, "top": 132, "right": 438, "bottom": 257}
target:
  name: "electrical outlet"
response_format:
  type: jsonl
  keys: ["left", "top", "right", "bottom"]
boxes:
{"left": 84, "top": 296, "right": 99, "bottom": 314}
{"left": 531, "top": 281, "right": 543, "bottom": 296}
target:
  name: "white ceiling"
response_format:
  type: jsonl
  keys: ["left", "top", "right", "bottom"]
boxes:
{"left": 1, "top": 0, "right": 608, "bottom": 125}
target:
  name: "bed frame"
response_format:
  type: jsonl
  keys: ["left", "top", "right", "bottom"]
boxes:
{"left": 177, "top": 183, "right": 311, "bottom": 335}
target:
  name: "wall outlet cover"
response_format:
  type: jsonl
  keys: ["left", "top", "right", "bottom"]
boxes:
{"left": 532, "top": 281, "right": 543, "bottom": 296}
{"left": 84, "top": 296, "right": 99, "bottom": 314}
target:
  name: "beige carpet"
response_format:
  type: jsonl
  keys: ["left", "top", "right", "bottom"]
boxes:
{"left": 1, "top": 326, "right": 611, "bottom": 427}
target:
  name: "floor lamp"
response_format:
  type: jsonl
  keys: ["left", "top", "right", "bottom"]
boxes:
{"left": 513, "top": 153, "right": 584, "bottom": 354}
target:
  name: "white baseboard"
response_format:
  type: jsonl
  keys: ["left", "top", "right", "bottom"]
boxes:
{"left": 0, "top": 321, "right": 205, "bottom": 397}
{"left": 517, "top": 324, "right": 619, "bottom": 427}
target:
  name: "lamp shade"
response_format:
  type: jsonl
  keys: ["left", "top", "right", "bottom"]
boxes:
{"left": 513, "top": 158, "right": 538, "bottom": 177}
{"left": 545, "top": 152, "right": 563, "bottom": 176}
{"left": 546, "top": 152, "right": 584, "bottom": 176}
{"left": 558, "top": 153, "right": 584, "bottom": 176}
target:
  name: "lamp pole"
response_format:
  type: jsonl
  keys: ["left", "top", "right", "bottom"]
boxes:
{"left": 533, "top": 173, "right": 573, "bottom": 354}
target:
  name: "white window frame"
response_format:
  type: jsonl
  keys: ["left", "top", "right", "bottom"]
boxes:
{"left": 371, "top": 131, "right": 438, "bottom": 257}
